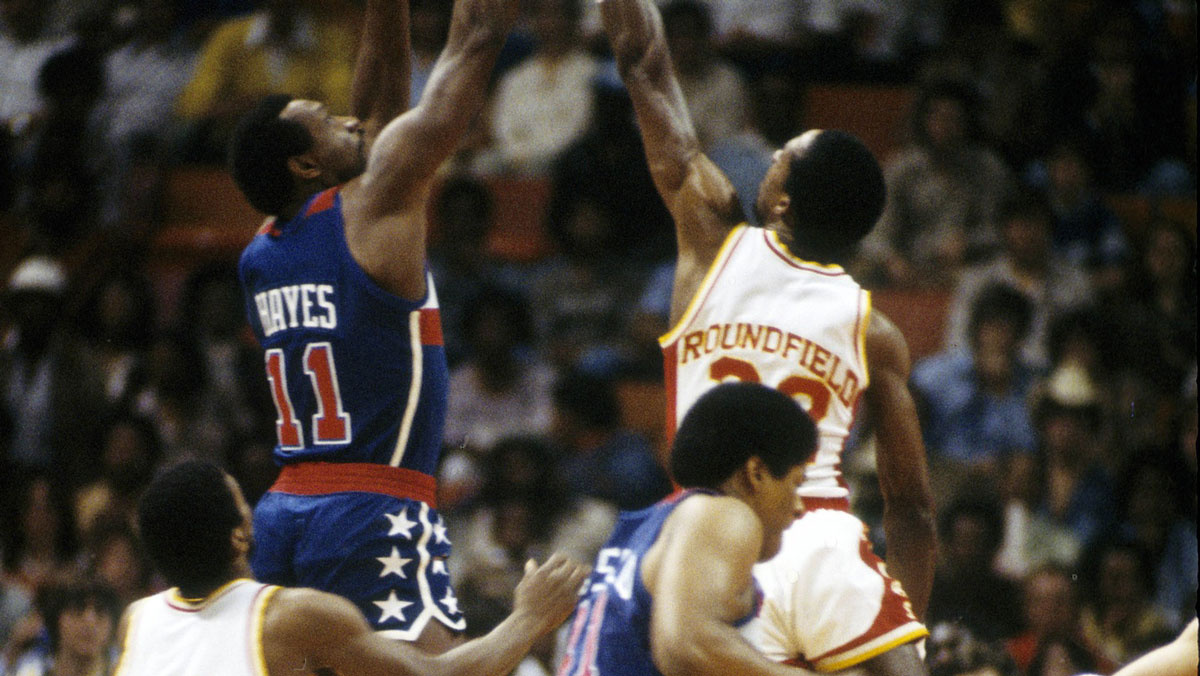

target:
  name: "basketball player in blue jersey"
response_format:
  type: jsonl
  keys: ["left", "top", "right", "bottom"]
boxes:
{"left": 116, "top": 460, "right": 591, "bottom": 676}
{"left": 227, "top": 0, "right": 521, "bottom": 652}
{"left": 559, "top": 382, "right": 818, "bottom": 676}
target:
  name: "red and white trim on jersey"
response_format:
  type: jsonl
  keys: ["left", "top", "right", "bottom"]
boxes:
{"left": 390, "top": 274, "right": 442, "bottom": 468}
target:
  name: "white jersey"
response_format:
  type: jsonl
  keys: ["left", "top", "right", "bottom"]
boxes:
{"left": 113, "top": 579, "right": 279, "bottom": 676}
{"left": 661, "top": 225, "right": 871, "bottom": 504}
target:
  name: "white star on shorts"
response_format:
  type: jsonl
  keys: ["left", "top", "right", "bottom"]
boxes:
{"left": 376, "top": 547, "right": 411, "bottom": 579}
{"left": 384, "top": 509, "right": 418, "bottom": 539}
{"left": 440, "top": 588, "right": 460, "bottom": 616}
{"left": 430, "top": 559, "right": 448, "bottom": 576}
{"left": 374, "top": 591, "right": 413, "bottom": 624}
{"left": 432, "top": 520, "right": 450, "bottom": 545}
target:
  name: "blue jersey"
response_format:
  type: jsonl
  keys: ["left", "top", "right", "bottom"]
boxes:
{"left": 239, "top": 187, "right": 448, "bottom": 476}
{"left": 558, "top": 490, "right": 760, "bottom": 676}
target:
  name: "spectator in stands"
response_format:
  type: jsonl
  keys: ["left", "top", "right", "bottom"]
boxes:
{"left": 525, "top": 191, "right": 647, "bottom": 374}
{"left": 1042, "top": 7, "right": 1193, "bottom": 196}
{"left": 72, "top": 414, "right": 162, "bottom": 537}
{"left": 1030, "top": 364, "right": 1117, "bottom": 547}
{"left": 74, "top": 269, "right": 156, "bottom": 418}
{"left": 1077, "top": 536, "right": 1176, "bottom": 668}
{"left": 660, "top": 0, "right": 748, "bottom": 151}
{"left": 993, "top": 450, "right": 1084, "bottom": 581}
{"left": 943, "top": 186, "right": 1094, "bottom": 369}
{"left": 1112, "top": 451, "right": 1198, "bottom": 630}
{"left": 1030, "top": 136, "right": 1130, "bottom": 294}
{"left": 131, "top": 330, "right": 232, "bottom": 465}
{"left": 427, "top": 173, "right": 507, "bottom": 367}
{"left": 1005, "top": 564, "right": 1108, "bottom": 676}
{"left": 173, "top": 0, "right": 357, "bottom": 163}
{"left": 96, "top": 0, "right": 194, "bottom": 227}
{"left": 177, "top": 261, "right": 264, "bottom": 437}
{"left": 927, "top": 621, "right": 1020, "bottom": 676}
{"left": 409, "top": 0, "right": 451, "bottom": 105}
{"left": 81, "top": 516, "right": 156, "bottom": 608}
{"left": 0, "top": 0, "right": 73, "bottom": 132}
{"left": 1107, "top": 216, "right": 1196, "bottom": 397}
{"left": 549, "top": 370, "right": 670, "bottom": 511}
{"left": 549, "top": 78, "right": 674, "bottom": 264}
{"left": 443, "top": 285, "right": 555, "bottom": 455}
{"left": 3, "top": 576, "right": 121, "bottom": 676}
{"left": 487, "top": 0, "right": 600, "bottom": 174}
{"left": 0, "top": 256, "right": 104, "bottom": 481}
{"left": 912, "top": 284, "right": 1037, "bottom": 477}
{"left": 449, "top": 435, "right": 613, "bottom": 619}
{"left": 927, "top": 493, "right": 1024, "bottom": 642}
{"left": 859, "top": 76, "right": 1014, "bottom": 288}
{"left": 0, "top": 472, "right": 78, "bottom": 597}
{"left": 9, "top": 45, "right": 107, "bottom": 253}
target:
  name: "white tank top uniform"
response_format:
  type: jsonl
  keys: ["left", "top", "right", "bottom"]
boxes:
{"left": 661, "top": 225, "right": 927, "bottom": 671}
{"left": 113, "top": 579, "right": 279, "bottom": 676}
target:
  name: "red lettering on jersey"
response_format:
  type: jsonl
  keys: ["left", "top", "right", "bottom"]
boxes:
{"left": 419, "top": 308, "right": 444, "bottom": 346}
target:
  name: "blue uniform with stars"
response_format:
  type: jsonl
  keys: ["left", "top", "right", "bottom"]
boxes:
{"left": 557, "top": 490, "right": 761, "bottom": 676}
{"left": 240, "top": 187, "right": 464, "bottom": 638}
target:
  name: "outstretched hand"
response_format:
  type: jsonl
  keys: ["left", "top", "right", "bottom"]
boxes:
{"left": 512, "top": 552, "right": 591, "bottom": 635}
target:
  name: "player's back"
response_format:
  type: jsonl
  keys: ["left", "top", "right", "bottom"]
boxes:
{"left": 239, "top": 187, "right": 448, "bottom": 475}
{"left": 114, "top": 579, "right": 278, "bottom": 676}
{"left": 661, "top": 225, "right": 870, "bottom": 507}
{"left": 559, "top": 490, "right": 720, "bottom": 676}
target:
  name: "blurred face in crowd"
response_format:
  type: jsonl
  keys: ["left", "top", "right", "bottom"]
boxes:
{"left": 922, "top": 96, "right": 967, "bottom": 150}
{"left": 0, "top": 0, "right": 43, "bottom": 40}
{"left": 57, "top": 600, "right": 115, "bottom": 662}
{"left": 1002, "top": 212, "right": 1051, "bottom": 268}
{"left": 1024, "top": 570, "right": 1077, "bottom": 638}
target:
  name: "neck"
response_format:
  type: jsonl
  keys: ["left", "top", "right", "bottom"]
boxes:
{"left": 54, "top": 650, "right": 104, "bottom": 676}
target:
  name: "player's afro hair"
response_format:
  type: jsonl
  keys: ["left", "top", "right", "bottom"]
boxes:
{"left": 228, "top": 94, "right": 313, "bottom": 216}
{"left": 670, "top": 382, "right": 817, "bottom": 489}
{"left": 138, "top": 460, "right": 243, "bottom": 597}
{"left": 784, "top": 130, "right": 885, "bottom": 265}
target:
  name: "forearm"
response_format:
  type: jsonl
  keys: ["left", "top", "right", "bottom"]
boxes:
{"left": 420, "top": 613, "right": 541, "bottom": 676}
{"left": 654, "top": 623, "right": 800, "bottom": 676}
{"left": 351, "top": 0, "right": 411, "bottom": 126}
{"left": 881, "top": 501, "right": 935, "bottom": 620}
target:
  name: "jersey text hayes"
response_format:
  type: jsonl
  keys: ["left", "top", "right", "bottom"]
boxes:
{"left": 254, "top": 283, "right": 338, "bottom": 337}
{"left": 679, "top": 322, "right": 861, "bottom": 406}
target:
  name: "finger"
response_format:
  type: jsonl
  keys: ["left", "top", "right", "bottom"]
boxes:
{"left": 525, "top": 558, "right": 537, "bottom": 575}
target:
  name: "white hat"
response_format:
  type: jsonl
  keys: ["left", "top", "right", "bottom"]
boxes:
{"left": 6, "top": 256, "right": 67, "bottom": 295}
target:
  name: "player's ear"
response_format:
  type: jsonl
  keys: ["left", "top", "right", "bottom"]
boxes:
{"left": 231, "top": 525, "right": 252, "bottom": 556}
{"left": 287, "top": 153, "right": 322, "bottom": 181}
{"left": 744, "top": 456, "right": 769, "bottom": 489}
{"left": 770, "top": 193, "right": 790, "bottom": 219}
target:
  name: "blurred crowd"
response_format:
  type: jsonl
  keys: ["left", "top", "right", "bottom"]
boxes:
{"left": 1, "top": 0, "right": 1196, "bottom": 675}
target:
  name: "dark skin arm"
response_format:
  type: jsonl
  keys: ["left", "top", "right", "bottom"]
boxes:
{"left": 264, "top": 553, "right": 590, "bottom": 676}
{"left": 598, "top": 0, "right": 743, "bottom": 326}
{"left": 642, "top": 496, "right": 811, "bottom": 676}
{"left": 351, "top": 0, "right": 412, "bottom": 136}
{"left": 341, "top": 0, "right": 520, "bottom": 300}
{"left": 830, "top": 644, "right": 929, "bottom": 676}
{"left": 862, "top": 310, "right": 936, "bottom": 620}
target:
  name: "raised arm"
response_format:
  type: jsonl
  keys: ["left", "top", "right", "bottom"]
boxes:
{"left": 342, "top": 0, "right": 518, "bottom": 299}
{"left": 646, "top": 498, "right": 806, "bottom": 676}
{"left": 351, "top": 0, "right": 412, "bottom": 134}
{"left": 269, "top": 553, "right": 590, "bottom": 676}
{"left": 356, "top": 0, "right": 517, "bottom": 207}
{"left": 598, "top": 0, "right": 740, "bottom": 277}
{"left": 863, "top": 311, "right": 936, "bottom": 620}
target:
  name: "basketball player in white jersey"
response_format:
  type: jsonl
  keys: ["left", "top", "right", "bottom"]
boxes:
{"left": 113, "top": 461, "right": 590, "bottom": 676}
{"left": 599, "top": 0, "right": 936, "bottom": 673}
